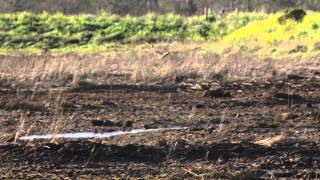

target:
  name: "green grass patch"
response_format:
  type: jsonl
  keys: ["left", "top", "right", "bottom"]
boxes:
{"left": 0, "top": 11, "right": 267, "bottom": 51}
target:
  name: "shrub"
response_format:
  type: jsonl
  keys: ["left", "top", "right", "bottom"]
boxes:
{"left": 278, "top": 8, "right": 306, "bottom": 24}
{"left": 206, "top": 13, "right": 216, "bottom": 23}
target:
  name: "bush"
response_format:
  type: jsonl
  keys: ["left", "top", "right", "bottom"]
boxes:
{"left": 278, "top": 8, "right": 306, "bottom": 24}
{"left": 206, "top": 13, "right": 216, "bottom": 23}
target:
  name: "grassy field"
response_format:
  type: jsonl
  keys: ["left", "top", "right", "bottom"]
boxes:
{"left": 2, "top": 9, "right": 320, "bottom": 180}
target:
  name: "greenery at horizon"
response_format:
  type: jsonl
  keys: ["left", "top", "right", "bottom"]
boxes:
{"left": 0, "top": 11, "right": 267, "bottom": 51}
{"left": 0, "top": 10, "right": 319, "bottom": 59}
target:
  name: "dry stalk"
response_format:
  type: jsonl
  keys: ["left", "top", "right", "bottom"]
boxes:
{"left": 49, "top": 93, "right": 64, "bottom": 143}
{"left": 14, "top": 113, "right": 27, "bottom": 143}
{"left": 182, "top": 168, "right": 205, "bottom": 180}
{"left": 218, "top": 108, "right": 227, "bottom": 133}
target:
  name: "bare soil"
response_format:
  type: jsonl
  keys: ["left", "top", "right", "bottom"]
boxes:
{"left": 1, "top": 69, "right": 320, "bottom": 179}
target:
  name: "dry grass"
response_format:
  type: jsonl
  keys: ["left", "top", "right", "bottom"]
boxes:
{"left": 8, "top": 92, "right": 75, "bottom": 143}
{"left": 0, "top": 45, "right": 319, "bottom": 89}
{"left": 13, "top": 113, "right": 27, "bottom": 143}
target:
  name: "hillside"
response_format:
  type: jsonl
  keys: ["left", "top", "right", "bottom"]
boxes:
{"left": 222, "top": 10, "right": 320, "bottom": 59}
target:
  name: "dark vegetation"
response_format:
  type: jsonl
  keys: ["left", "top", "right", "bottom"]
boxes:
{"left": 278, "top": 8, "right": 306, "bottom": 24}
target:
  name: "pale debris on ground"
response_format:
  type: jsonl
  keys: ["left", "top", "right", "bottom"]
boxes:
{"left": 254, "top": 135, "right": 285, "bottom": 147}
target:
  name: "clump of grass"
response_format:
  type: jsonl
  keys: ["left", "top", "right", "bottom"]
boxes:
{"left": 13, "top": 113, "right": 27, "bottom": 143}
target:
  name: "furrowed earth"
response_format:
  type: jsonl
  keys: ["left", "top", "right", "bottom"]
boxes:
{"left": 1, "top": 56, "right": 320, "bottom": 179}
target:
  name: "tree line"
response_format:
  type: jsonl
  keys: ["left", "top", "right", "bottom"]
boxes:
{"left": 1, "top": 0, "right": 320, "bottom": 15}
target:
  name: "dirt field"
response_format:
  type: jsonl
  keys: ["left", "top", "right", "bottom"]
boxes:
{"left": 1, "top": 53, "right": 320, "bottom": 179}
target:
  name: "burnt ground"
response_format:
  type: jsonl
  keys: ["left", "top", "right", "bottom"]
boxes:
{"left": 1, "top": 71, "right": 320, "bottom": 179}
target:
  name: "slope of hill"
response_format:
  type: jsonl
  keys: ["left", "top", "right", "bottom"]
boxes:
{"left": 222, "top": 11, "right": 320, "bottom": 59}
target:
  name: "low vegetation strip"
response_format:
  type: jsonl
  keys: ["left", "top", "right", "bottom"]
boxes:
{"left": 0, "top": 12, "right": 266, "bottom": 50}
{"left": 0, "top": 9, "right": 319, "bottom": 59}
